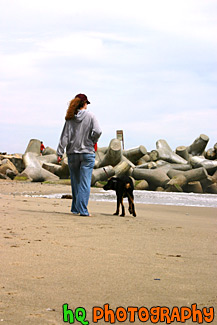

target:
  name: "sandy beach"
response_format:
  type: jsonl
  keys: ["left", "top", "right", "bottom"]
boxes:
{"left": 0, "top": 179, "right": 216, "bottom": 324}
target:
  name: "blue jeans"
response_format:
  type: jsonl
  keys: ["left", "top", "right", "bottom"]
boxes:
{"left": 67, "top": 153, "right": 95, "bottom": 216}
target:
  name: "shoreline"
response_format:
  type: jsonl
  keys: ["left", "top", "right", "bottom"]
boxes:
{"left": 1, "top": 180, "right": 217, "bottom": 208}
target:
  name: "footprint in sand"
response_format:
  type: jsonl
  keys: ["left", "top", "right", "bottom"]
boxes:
{"left": 29, "top": 313, "right": 43, "bottom": 318}
{"left": 6, "top": 292, "right": 17, "bottom": 296}
{"left": 168, "top": 254, "right": 182, "bottom": 258}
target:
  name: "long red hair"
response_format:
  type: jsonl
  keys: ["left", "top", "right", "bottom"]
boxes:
{"left": 65, "top": 98, "right": 86, "bottom": 120}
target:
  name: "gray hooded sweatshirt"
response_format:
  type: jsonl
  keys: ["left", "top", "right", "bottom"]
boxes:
{"left": 57, "top": 110, "right": 102, "bottom": 157}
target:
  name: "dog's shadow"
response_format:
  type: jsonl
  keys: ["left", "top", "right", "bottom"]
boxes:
{"left": 100, "top": 213, "right": 115, "bottom": 217}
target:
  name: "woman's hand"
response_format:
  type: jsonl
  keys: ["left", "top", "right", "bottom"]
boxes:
{"left": 57, "top": 156, "right": 62, "bottom": 163}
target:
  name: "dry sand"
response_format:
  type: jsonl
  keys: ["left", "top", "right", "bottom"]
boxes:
{"left": 0, "top": 180, "right": 216, "bottom": 324}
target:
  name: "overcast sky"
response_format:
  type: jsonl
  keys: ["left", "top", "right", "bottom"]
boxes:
{"left": 1, "top": 0, "right": 217, "bottom": 154}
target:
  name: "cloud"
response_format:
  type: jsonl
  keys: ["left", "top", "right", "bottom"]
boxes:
{"left": 36, "top": 33, "right": 104, "bottom": 59}
{"left": 2, "top": 1, "right": 217, "bottom": 42}
{"left": 0, "top": 0, "right": 216, "bottom": 154}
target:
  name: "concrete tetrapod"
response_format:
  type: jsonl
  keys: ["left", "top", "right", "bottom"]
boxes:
{"left": 163, "top": 163, "right": 192, "bottom": 171}
{"left": 113, "top": 157, "right": 135, "bottom": 177}
{"left": 155, "top": 163, "right": 192, "bottom": 174}
{"left": 190, "top": 156, "right": 217, "bottom": 173}
{"left": 212, "top": 170, "right": 217, "bottom": 183}
{"left": 21, "top": 152, "right": 59, "bottom": 182}
{"left": 137, "top": 154, "right": 151, "bottom": 165}
{"left": 187, "top": 134, "right": 209, "bottom": 156}
{"left": 135, "top": 180, "right": 149, "bottom": 190}
{"left": 155, "top": 139, "right": 188, "bottom": 164}
{"left": 205, "top": 149, "right": 216, "bottom": 160}
{"left": 149, "top": 150, "right": 159, "bottom": 161}
{"left": 132, "top": 167, "right": 170, "bottom": 189}
{"left": 37, "top": 154, "right": 58, "bottom": 165}
{"left": 135, "top": 162, "right": 157, "bottom": 169}
{"left": 123, "top": 145, "right": 147, "bottom": 164}
{"left": 99, "top": 147, "right": 108, "bottom": 154}
{"left": 24, "top": 139, "right": 41, "bottom": 155}
{"left": 175, "top": 146, "right": 190, "bottom": 162}
{"left": 186, "top": 181, "right": 203, "bottom": 193}
{"left": 200, "top": 176, "right": 214, "bottom": 192}
{"left": 166, "top": 167, "right": 208, "bottom": 192}
{"left": 42, "top": 157, "right": 70, "bottom": 179}
{"left": 167, "top": 167, "right": 208, "bottom": 182}
{"left": 91, "top": 165, "right": 115, "bottom": 186}
{"left": 42, "top": 162, "right": 62, "bottom": 175}
{"left": 42, "top": 147, "right": 57, "bottom": 155}
{"left": 206, "top": 183, "right": 217, "bottom": 194}
{"left": 204, "top": 169, "right": 217, "bottom": 193}
{"left": 96, "top": 139, "right": 122, "bottom": 168}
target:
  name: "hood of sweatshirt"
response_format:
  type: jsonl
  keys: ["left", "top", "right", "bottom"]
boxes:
{"left": 73, "top": 109, "right": 87, "bottom": 123}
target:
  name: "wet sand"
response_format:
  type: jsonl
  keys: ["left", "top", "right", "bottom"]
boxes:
{"left": 0, "top": 180, "right": 217, "bottom": 324}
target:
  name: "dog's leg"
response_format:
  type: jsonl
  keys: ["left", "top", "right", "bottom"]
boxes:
{"left": 120, "top": 196, "right": 125, "bottom": 217}
{"left": 127, "top": 194, "right": 133, "bottom": 214}
{"left": 131, "top": 194, "right": 136, "bottom": 217}
{"left": 113, "top": 196, "right": 120, "bottom": 215}
{"left": 127, "top": 193, "right": 133, "bottom": 214}
{"left": 127, "top": 193, "right": 136, "bottom": 217}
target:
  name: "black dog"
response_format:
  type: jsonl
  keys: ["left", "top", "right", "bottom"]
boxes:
{"left": 103, "top": 176, "right": 136, "bottom": 217}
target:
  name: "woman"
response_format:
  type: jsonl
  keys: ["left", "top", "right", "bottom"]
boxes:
{"left": 57, "top": 93, "right": 102, "bottom": 216}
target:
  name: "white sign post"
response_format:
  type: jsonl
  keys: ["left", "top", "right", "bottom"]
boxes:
{"left": 116, "top": 130, "right": 124, "bottom": 149}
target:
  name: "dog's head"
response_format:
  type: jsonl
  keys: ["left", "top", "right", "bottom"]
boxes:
{"left": 103, "top": 177, "right": 118, "bottom": 191}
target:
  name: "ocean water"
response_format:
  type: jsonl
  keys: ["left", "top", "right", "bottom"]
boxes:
{"left": 91, "top": 190, "right": 217, "bottom": 208}
{"left": 27, "top": 190, "right": 217, "bottom": 208}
